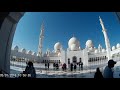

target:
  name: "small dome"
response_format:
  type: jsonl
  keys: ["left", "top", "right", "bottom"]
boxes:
{"left": 14, "top": 45, "right": 19, "bottom": 51}
{"left": 32, "top": 52, "right": 37, "bottom": 56}
{"left": 94, "top": 49, "right": 98, "bottom": 53}
{"left": 21, "top": 48, "right": 26, "bottom": 53}
{"left": 70, "top": 44, "right": 78, "bottom": 51}
{"left": 112, "top": 46, "right": 116, "bottom": 50}
{"left": 27, "top": 50, "right": 32, "bottom": 55}
{"left": 116, "top": 43, "right": 120, "bottom": 48}
{"left": 102, "top": 49, "right": 106, "bottom": 53}
{"left": 86, "top": 40, "right": 94, "bottom": 48}
{"left": 68, "top": 37, "right": 80, "bottom": 48}
{"left": 54, "top": 42, "right": 62, "bottom": 52}
{"left": 89, "top": 47, "right": 94, "bottom": 52}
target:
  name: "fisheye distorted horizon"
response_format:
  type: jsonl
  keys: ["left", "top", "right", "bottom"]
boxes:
{"left": 12, "top": 12, "right": 120, "bottom": 53}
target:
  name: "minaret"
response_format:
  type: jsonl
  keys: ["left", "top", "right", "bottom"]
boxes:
{"left": 99, "top": 16, "right": 112, "bottom": 60}
{"left": 38, "top": 22, "right": 44, "bottom": 57}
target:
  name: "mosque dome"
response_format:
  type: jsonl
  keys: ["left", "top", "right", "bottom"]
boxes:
{"left": 86, "top": 40, "right": 94, "bottom": 48}
{"left": 27, "top": 50, "right": 32, "bottom": 55}
{"left": 21, "top": 48, "right": 26, "bottom": 53}
{"left": 32, "top": 52, "right": 37, "bottom": 56}
{"left": 116, "top": 43, "right": 120, "bottom": 48}
{"left": 102, "top": 49, "right": 106, "bottom": 53}
{"left": 14, "top": 45, "right": 19, "bottom": 51}
{"left": 89, "top": 47, "right": 94, "bottom": 52}
{"left": 68, "top": 37, "right": 80, "bottom": 48}
{"left": 112, "top": 46, "right": 116, "bottom": 50}
{"left": 94, "top": 49, "right": 98, "bottom": 54}
{"left": 70, "top": 44, "right": 79, "bottom": 51}
{"left": 54, "top": 42, "right": 62, "bottom": 52}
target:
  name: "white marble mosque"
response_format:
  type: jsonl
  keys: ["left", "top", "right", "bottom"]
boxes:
{"left": 10, "top": 16, "right": 120, "bottom": 67}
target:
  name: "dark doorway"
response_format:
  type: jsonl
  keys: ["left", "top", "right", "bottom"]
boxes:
{"left": 72, "top": 56, "right": 77, "bottom": 63}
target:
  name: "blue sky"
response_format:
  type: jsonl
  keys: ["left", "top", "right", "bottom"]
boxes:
{"left": 12, "top": 12, "right": 120, "bottom": 53}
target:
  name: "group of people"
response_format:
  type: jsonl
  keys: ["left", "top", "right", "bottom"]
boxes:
{"left": 78, "top": 61, "right": 83, "bottom": 70}
{"left": 53, "top": 62, "right": 60, "bottom": 70}
{"left": 69, "top": 63, "right": 76, "bottom": 71}
{"left": 18, "top": 59, "right": 117, "bottom": 78}
{"left": 94, "top": 59, "right": 117, "bottom": 78}
{"left": 69, "top": 62, "right": 83, "bottom": 72}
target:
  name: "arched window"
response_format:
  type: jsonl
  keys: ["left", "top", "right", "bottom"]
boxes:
{"left": 96, "top": 57, "right": 97, "bottom": 61}
{"left": 89, "top": 58, "right": 91, "bottom": 62}
{"left": 102, "top": 56, "right": 104, "bottom": 59}
{"left": 95, "top": 57, "right": 96, "bottom": 61}
{"left": 92, "top": 58, "right": 94, "bottom": 62}
{"left": 102, "top": 56, "right": 104, "bottom": 60}
{"left": 97, "top": 57, "right": 99, "bottom": 61}
{"left": 72, "top": 56, "right": 77, "bottom": 63}
{"left": 91, "top": 58, "right": 93, "bottom": 62}
{"left": 99, "top": 57, "right": 101, "bottom": 60}
{"left": 97, "top": 57, "right": 98, "bottom": 60}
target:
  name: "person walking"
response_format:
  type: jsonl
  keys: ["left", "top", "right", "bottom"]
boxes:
{"left": 81, "top": 61, "right": 83, "bottom": 70}
{"left": 74, "top": 64, "right": 77, "bottom": 72}
{"left": 70, "top": 63, "right": 73, "bottom": 71}
{"left": 48, "top": 63, "right": 49, "bottom": 70}
{"left": 45, "top": 63, "right": 47, "bottom": 70}
{"left": 78, "top": 62, "right": 81, "bottom": 70}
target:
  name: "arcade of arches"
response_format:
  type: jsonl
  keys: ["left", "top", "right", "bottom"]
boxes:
{"left": 0, "top": 12, "right": 120, "bottom": 74}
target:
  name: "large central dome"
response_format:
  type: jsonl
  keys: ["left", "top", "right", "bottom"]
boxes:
{"left": 68, "top": 37, "right": 80, "bottom": 51}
